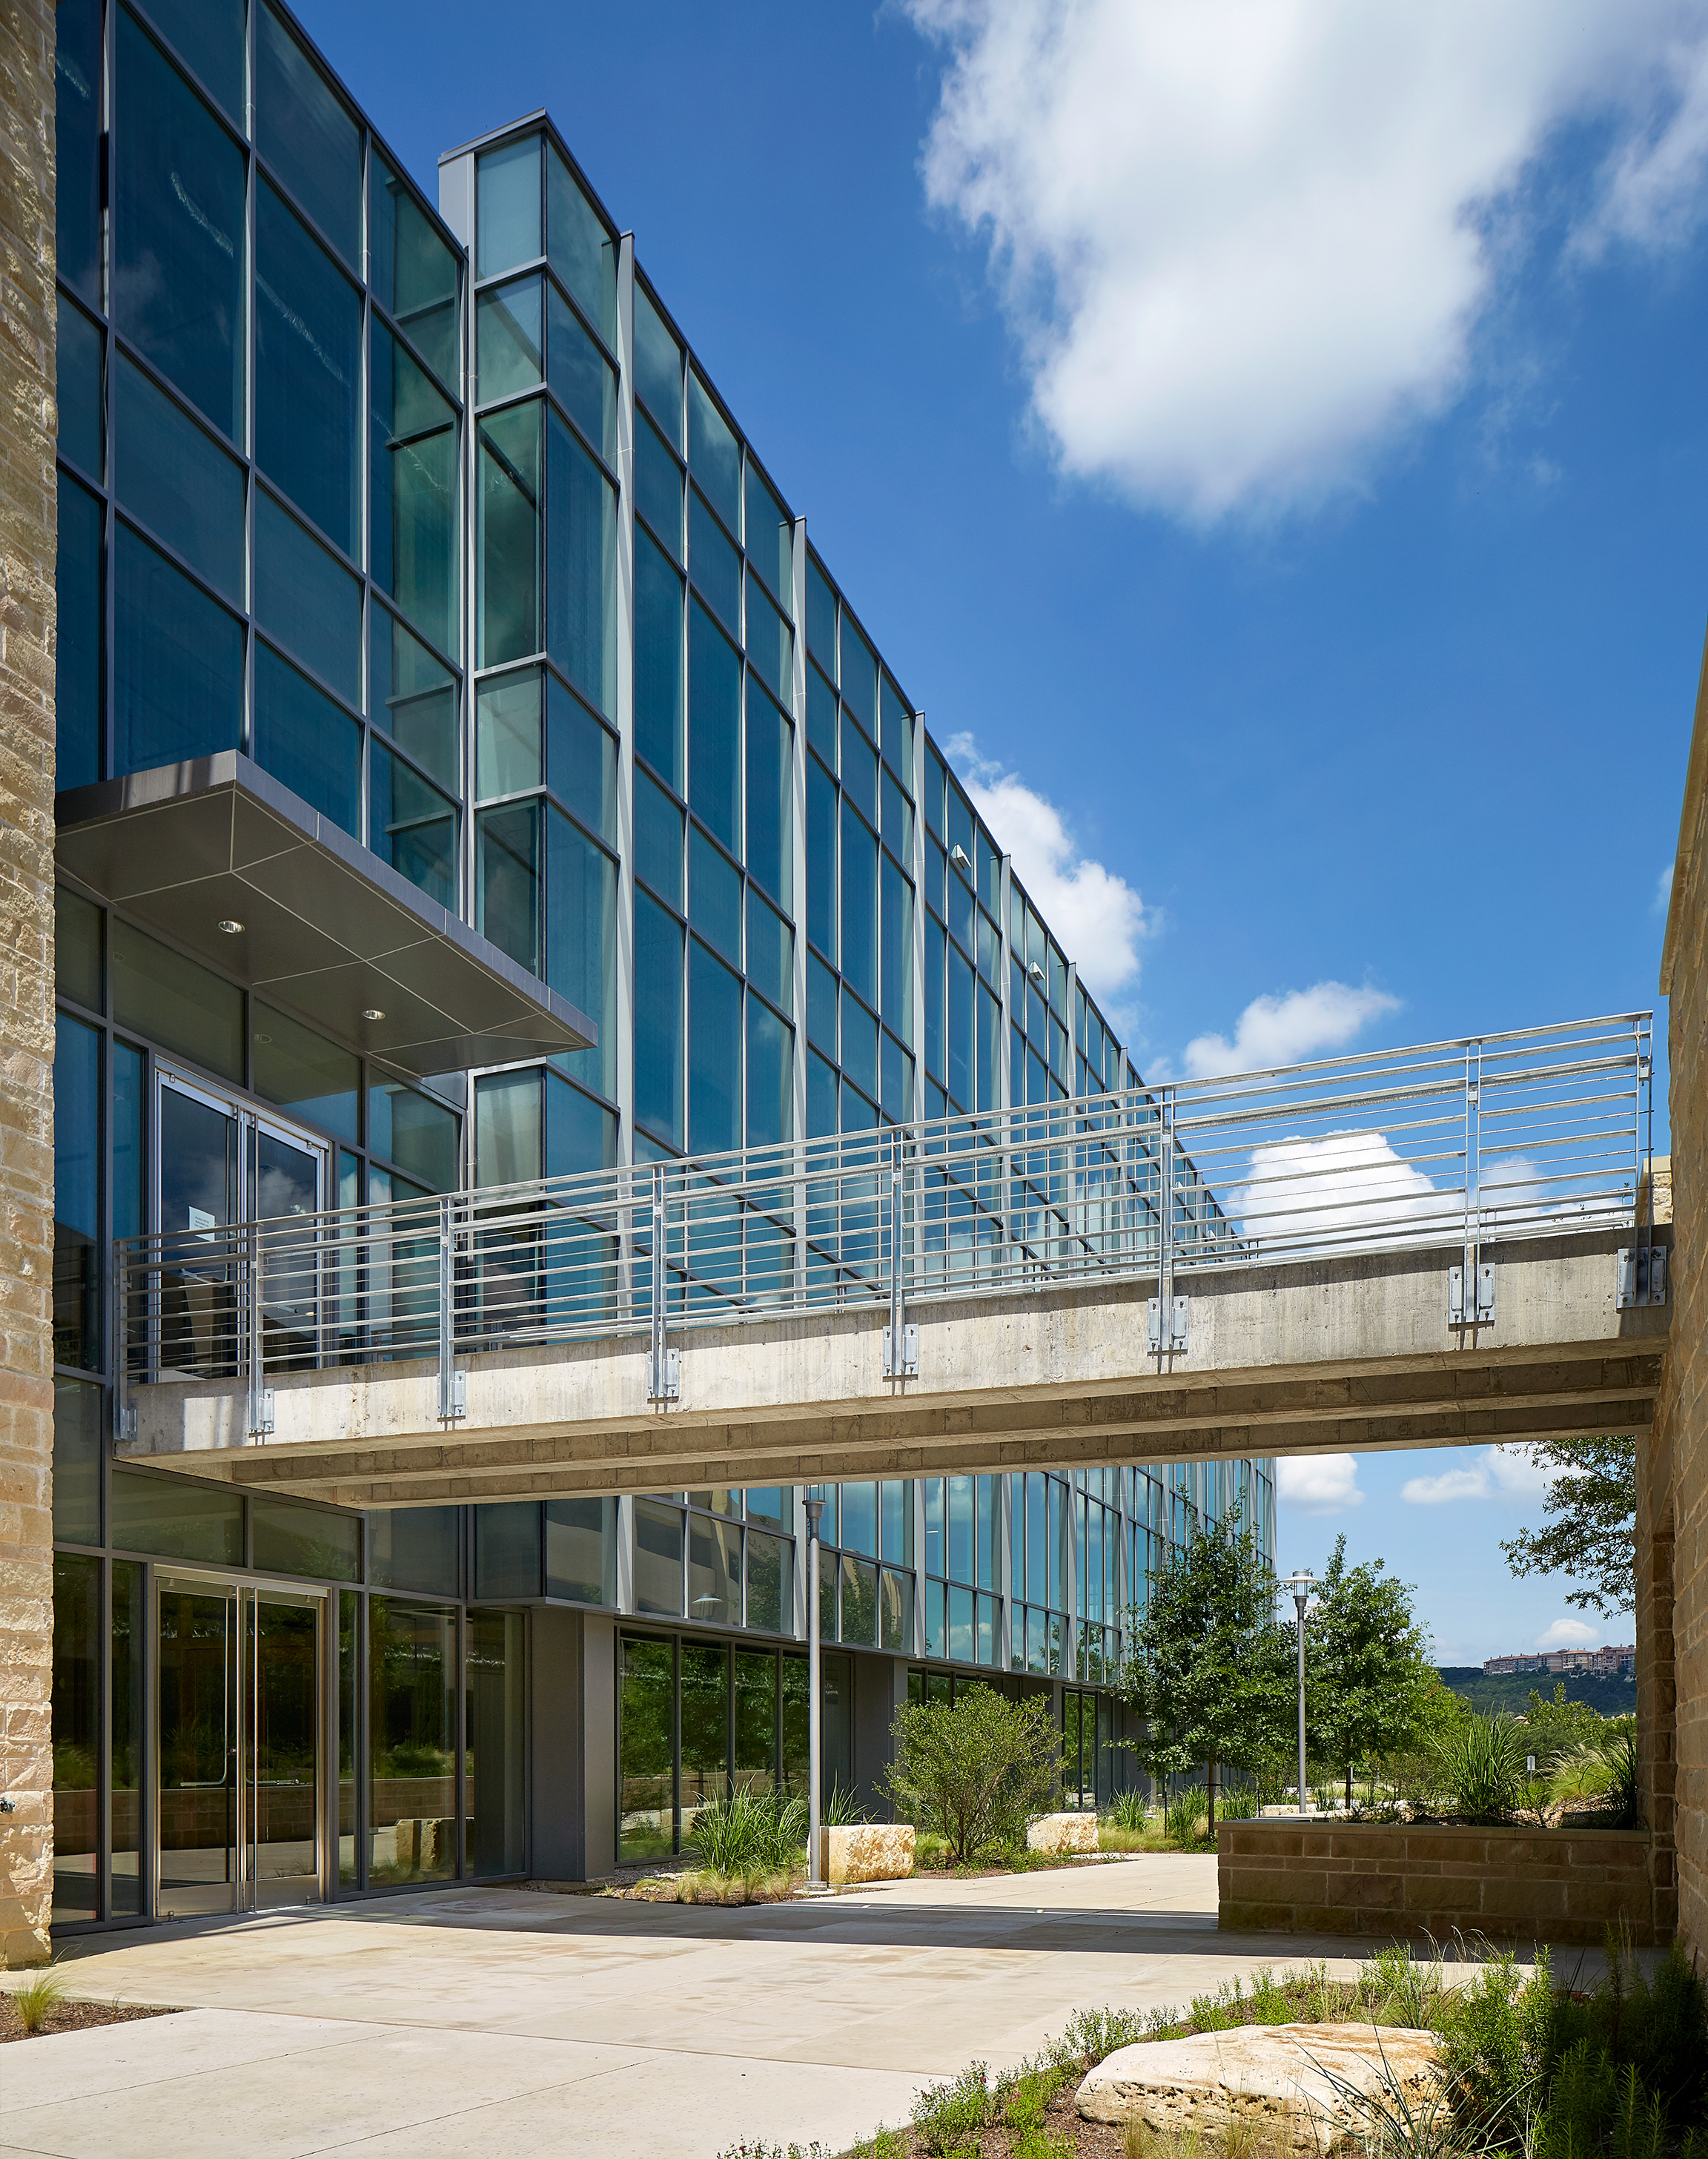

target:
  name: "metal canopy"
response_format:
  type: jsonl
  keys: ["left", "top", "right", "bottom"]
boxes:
{"left": 56, "top": 753, "right": 596, "bottom": 1077}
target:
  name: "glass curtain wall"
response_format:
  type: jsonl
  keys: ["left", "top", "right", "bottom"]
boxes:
{"left": 56, "top": 0, "right": 465, "bottom": 910}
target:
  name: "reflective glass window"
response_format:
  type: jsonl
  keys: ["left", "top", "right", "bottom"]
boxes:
{"left": 256, "top": 179, "right": 361, "bottom": 556}
{"left": 747, "top": 572, "right": 792, "bottom": 710}
{"left": 689, "top": 826, "right": 741, "bottom": 967}
{"left": 251, "top": 999, "right": 357, "bottom": 1140}
{"left": 478, "top": 274, "right": 541, "bottom": 403}
{"left": 841, "top": 616, "right": 876, "bottom": 733}
{"left": 255, "top": 2, "right": 359, "bottom": 268}
{"left": 369, "top": 1081, "right": 459, "bottom": 1189}
{"left": 546, "top": 409, "right": 616, "bottom": 719}
{"left": 254, "top": 644, "right": 360, "bottom": 835}
{"left": 371, "top": 740, "right": 457, "bottom": 908}
{"left": 474, "top": 1504, "right": 540, "bottom": 1598}
{"left": 881, "top": 855, "right": 913, "bottom": 1043}
{"left": 841, "top": 721, "right": 877, "bottom": 827}
{"left": 841, "top": 992, "right": 877, "bottom": 1102}
{"left": 548, "top": 807, "right": 616, "bottom": 1102}
{"left": 807, "top": 1047, "right": 835, "bottom": 1137}
{"left": 370, "top": 152, "right": 460, "bottom": 394}
{"left": 882, "top": 767, "right": 913, "bottom": 864}
{"left": 371, "top": 606, "right": 459, "bottom": 796}
{"left": 368, "top": 1599, "right": 457, "bottom": 1884}
{"left": 477, "top": 134, "right": 541, "bottom": 278}
{"left": 807, "top": 756, "right": 836, "bottom": 962}
{"left": 689, "top": 488, "right": 740, "bottom": 640}
{"left": 56, "top": 886, "right": 101, "bottom": 1010}
{"left": 635, "top": 766, "right": 683, "bottom": 910}
{"left": 113, "top": 523, "right": 242, "bottom": 774}
{"left": 881, "top": 675, "right": 914, "bottom": 787}
{"left": 689, "top": 939, "right": 741, "bottom": 1154}
{"left": 51, "top": 1553, "right": 99, "bottom": 1922}
{"left": 634, "top": 282, "right": 683, "bottom": 448}
{"left": 545, "top": 1496, "right": 615, "bottom": 1604}
{"left": 745, "top": 464, "right": 791, "bottom": 606}
{"left": 635, "top": 523, "right": 684, "bottom": 789}
{"left": 807, "top": 661, "right": 837, "bottom": 770}
{"left": 367, "top": 1507, "right": 460, "bottom": 1593}
{"left": 116, "top": 355, "right": 245, "bottom": 606}
{"left": 686, "top": 1524, "right": 740, "bottom": 1637}
{"left": 687, "top": 371, "right": 740, "bottom": 532}
{"left": 806, "top": 555, "right": 835, "bottom": 674}
{"left": 746, "top": 690, "right": 790, "bottom": 905}
{"left": 475, "top": 1067, "right": 542, "bottom": 1185}
{"left": 635, "top": 890, "right": 684, "bottom": 1149}
{"left": 548, "top": 280, "right": 618, "bottom": 464}
{"left": 547, "top": 142, "right": 616, "bottom": 349}
{"left": 841, "top": 803, "right": 877, "bottom": 1006}
{"left": 53, "top": 1375, "right": 101, "bottom": 1550}
{"left": 478, "top": 400, "right": 541, "bottom": 666}
{"left": 747, "top": 888, "right": 792, "bottom": 1017}
{"left": 111, "top": 921, "right": 241, "bottom": 1080}
{"left": 477, "top": 799, "right": 540, "bottom": 974}
{"left": 689, "top": 600, "right": 740, "bottom": 853}
{"left": 254, "top": 490, "right": 361, "bottom": 706}
{"left": 56, "top": 474, "right": 102, "bottom": 791}
{"left": 53, "top": 1016, "right": 101, "bottom": 1372}
{"left": 807, "top": 952, "right": 836, "bottom": 1057}
{"left": 635, "top": 412, "right": 683, "bottom": 560}
{"left": 370, "top": 322, "right": 459, "bottom": 660}
{"left": 477, "top": 668, "right": 541, "bottom": 798}
{"left": 546, "top": 1068, "right": 616, "bottom": 1174}
{"left": 253, "top": 1497, "right": 360, "bottom": 1581}
{"left": 111, "top": 1464, "right": 242, "bottom": 1560}
{"left": 548, "top": 675, "right": 617, "bottom": 846}
{"left": 635, "top": 1502, "right": 684, "bottom": 1616}
{"left": 619, "top": 1633, "right": 675, "bottom": 1859}
{"left": 56, "top": 0, "right": 102, "bottom": 308}
{"left": 115, "top": 9, "right": 245, "bottom": 439}
{"left": 56, "top": 294, "right": 103, "bottom": 483}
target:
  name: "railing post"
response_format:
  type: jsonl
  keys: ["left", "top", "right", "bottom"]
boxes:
{"left": 1148, "top": 1085, "right": 1186, "bottom": 1351}
{"left": 647, "top": 1163, "right": 678, "bottom": 1401}
{"left": 437, "top": 1195, "right": 466, "bottom": 1423}
{"left": 247, "top": 1222, "right": 274, "bottom": 1438}
{"left": 112, "top": 1237, "right": 132, "bottom": 1444}
{"left": 883, "top": 1128, "right": 916, "bottom": 1379}
{"left": 1449, "top": 1042, "right": 1493, "bottom": 1326}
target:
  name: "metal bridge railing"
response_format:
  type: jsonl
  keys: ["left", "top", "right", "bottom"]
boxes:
{"left": 114, "top": 1011, "right": 1655, "bottom": 1435}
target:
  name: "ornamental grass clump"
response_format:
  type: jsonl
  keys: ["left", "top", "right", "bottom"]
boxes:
{"left": 8, "top": 1968, "right": 67, "bottom": 2036}
{"left": 1431, "top": 1712, "right": 1531, "bottom": 1822}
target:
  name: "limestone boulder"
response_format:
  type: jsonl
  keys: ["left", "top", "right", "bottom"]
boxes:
{"left": 821, "top": 1823, "right": 915, "bottom": 1886}
{"left": 1076, "top": 2022, "right": 1443, "bottom": 2155}
{"left": 1027, "top": 1811, "right": 1100, "bottom": 1855}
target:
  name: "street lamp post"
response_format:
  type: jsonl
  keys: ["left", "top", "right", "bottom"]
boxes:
{"left": 1278, "top": 1572, "right": 1317, "bottom": 1816}
{"left": 804, "top": 1486, "right": 827, "bottom": 1890}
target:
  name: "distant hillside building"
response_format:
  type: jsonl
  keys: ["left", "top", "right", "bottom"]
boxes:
{"left": 1484, "top": 1646, "right": 1636, "bottom": 1678}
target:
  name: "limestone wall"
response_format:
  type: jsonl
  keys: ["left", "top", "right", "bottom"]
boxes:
{"left": 0, "top": 0, "right": 57, "bottom": 1967}
{"left": 1218, "top": 1821, "right": 1662, "bottom": 1946}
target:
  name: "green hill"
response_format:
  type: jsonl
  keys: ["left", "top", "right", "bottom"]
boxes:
{"left": 1437, "top": 1666, "right": 1636, "bottom": 1719}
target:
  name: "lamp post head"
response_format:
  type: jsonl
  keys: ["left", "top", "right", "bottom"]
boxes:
{"left": 803, "top": 1484, "right": 827, "bottom": 1536}
{"left": 1278, "top": 1570, "right": 1317, "bottom": 1614}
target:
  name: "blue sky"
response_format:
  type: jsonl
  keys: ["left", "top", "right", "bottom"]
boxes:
{"left": 290, "top": 0, "right": 1696, "bottom": 1662}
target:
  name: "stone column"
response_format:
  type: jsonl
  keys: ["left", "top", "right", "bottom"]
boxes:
{"left": 0, "top": 0, "right": 58, "bottom": 1967}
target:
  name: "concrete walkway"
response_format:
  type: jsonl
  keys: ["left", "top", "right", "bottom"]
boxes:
{"left": 0, "top": 1858, "right": 1526, "bottom": 2158}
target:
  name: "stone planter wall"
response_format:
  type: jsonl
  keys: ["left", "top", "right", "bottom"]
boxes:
{"left": 1218, "top": 1819, "right": 1663, "bottom": 1946}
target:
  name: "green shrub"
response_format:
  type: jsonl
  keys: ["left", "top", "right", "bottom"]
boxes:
{"left": 687, "top": 1788, "right": 807, "bottom": 1874}
{"left": 910, "top": 2061, "right": 996, "bottom": 2155}
{"left": 1431, "top": 1713, "right": 1531, "bottom": 1821}
{"left": 1105, "top": 1787, "right": 1150, "bottom": 1831}
{"left": 1217, "top": 1784, "right": 1259, "bottom": 1821}
{"left": 883, "top": 1688, "right": 1063, "bottom": 1864}
{"left": 1165, "top": 1785, "right": 1209, "bottom": 1848}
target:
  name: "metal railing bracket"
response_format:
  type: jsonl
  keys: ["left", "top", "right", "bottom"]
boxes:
{"left": 1617, "top": 1246, "right": 1667, "bottom": 1308}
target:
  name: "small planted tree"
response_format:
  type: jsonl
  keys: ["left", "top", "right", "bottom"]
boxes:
{"left": 882, "top": 1686, "right": 1064, "bottom": 1864}
{"left": 1118, "top": 1506, "right": 1288, "bottom": 1834}
{"left": 1308, "top": 1534, "right": 1437, "bottom": 1810}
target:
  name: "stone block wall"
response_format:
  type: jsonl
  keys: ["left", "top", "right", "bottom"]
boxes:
{"left": 0, "top": 0, "right": 56, "bottom": 1968}
{"left": 1218, "top": 1822, "right": 1662, "bottom": 1947}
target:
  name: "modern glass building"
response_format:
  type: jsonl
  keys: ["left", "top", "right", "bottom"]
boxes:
{"left": 47, "top": 0, "right": 1276, "bottom": 1926}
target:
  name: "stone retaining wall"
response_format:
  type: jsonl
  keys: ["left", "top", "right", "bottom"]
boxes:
{"left": 1218, "top": 1820, "right": 1661, "bottom": 1945}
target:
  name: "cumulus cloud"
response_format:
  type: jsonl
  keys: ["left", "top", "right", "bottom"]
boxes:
{"left": 1401, "top": 1446, "right": 1561, "bottom": 1504}
{"left": 1655, "top": 861, "right": 1675, "bottom": 916}
{"left": 1276, "top": 1453, "right": 1363, "bottom": 1515}
{"left": 945, "top": 735, "right": 1146, "bottom": 1010}
{"left": 1234, "top": 1129, "right": 1452, "bottom": 1254}
{"left": 1185, "top": 983, "right": 1400, "bottom": 1079}
{"left": 1537, "top": 1616, "right": 1601, "bottom": 1650}
{"left": 902, "top": 0, "right": 1708, "bottom": 521}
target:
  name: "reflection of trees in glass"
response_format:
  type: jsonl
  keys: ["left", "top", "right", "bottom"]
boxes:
{"left": 368, "top": 1598, "right": 457, "bottom": 1883}
{"left": 745, "top": 1532, "right": 787, "bottom": 1633}
{"left": 680, "top": 1644, "right": 729, "bottom": 1837}
{"left": 734, "top": 1650, "right": 776, "bottom": 1796}
{"left": 619, "top": 1636, "right": 675, "bottom": 1859}
{"left": 781, "top": 1656, "right": 809, "bottom": 1798}
{"left": 841, "top": 1556, "right": 877, "bottom": 1647}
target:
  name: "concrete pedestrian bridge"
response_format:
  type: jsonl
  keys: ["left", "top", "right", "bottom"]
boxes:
{"left": 115, "top": 1015, "right": 1667, "bottom": 1510}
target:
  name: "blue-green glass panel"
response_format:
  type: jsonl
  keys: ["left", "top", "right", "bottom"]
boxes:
{"left": 807, "top": 1050, "right": 835, "bottom": 1138}
{"left": 546, "top": 144, "right": 616, "bottom": 351}
{"left": 946, "top": 950, "right": 971, "bottom": 1105}
{"left": 251, "top": 1001, "right": 359, "bottom": 1143}
{"left": 371, "top": 605, "right": 459, "bottom": 796}
{"left": 882, "top": 769, "right": 913, "bottom": 864}
{"left": 634, "top": 282, "right": 682, "bottom": 449}
{"left": 925, "top": 915, "right": 946, "bottom": 1086}
{"left": 689, "top": 826, "right": 741, "bottom": 968}
{"left": 687, "top": 371, "right": 740, "bottom": 532}
{"left": 548, "top": 280, "right": 617, "bottom": 465}
{"left": 689, "top": 940, "right": 741, "bottom": 1157}
{"left": 115, "top": 10, "right": 245, "bottom": 440}
{"left": 746, "top": 890, "right": 792, "bottom": 1018}
{"left": 689, "top": 599, "right": 740, "bottom": 853}
{"left": 635, "top": 414, "right": 683, "bottom": 560}
{"left": 370, "top": 152, "right": 460, "bottom": 396}
{"left": 477, "top": 669, "right": 540, "bottom": 799}
{"left": 881, "top": 856, "right": 913, "bottom": 1045}
{"left": 689, "top": 489, "right": 739, "bottom": 639}
{"left": 635, "top": 523, "right": 683, "bottom": 790}
{"left": 56, "top": 294, "right": 102, "bottom": 482}
{"left": 807, "top": 952, "right": 836, "bottom": 1059}
{"left": 475, "top": 1068, "right": 542, "bottom": 1186}
{"left": 807, "top": 756, "right": 836, "bottom": 962}
{"left": 56, "top": 0, "right": 102, "bottom": 308}
{"left": 114, "top": 1040, "right": 145, "bottom": 1243}
{"left": 546, "top": 1069, "right": 617, "bottom": 1175}
{"left": 924, "top": 744, "right": 947, "bottom": 839}
{"left": 255, "top": 1, "right": 358, "bottom": 265}
{"left": 745, "top": 687, "right": 790, "bottom": 905}
{"left": 806, "top": 555, "right": 835, "bottom": 675}
{"left": 746, "top": 572, "right": 791, "bottom": 710}
{"left": 745, "top": 996, "right": 790, "bottom": 1151}
{"left": 56, "top": 474, "right": 102, "bottom": 791}
{"left": 254, "top": 644, "right": 360, "bottom": 835}
{"left": 807, "top": 662, "right": 836, "bottom": 770}
{"left": 477, "top": 135, "right": 541, "bottom": 279}
{"left": 635, "top": 890, "right": 684, "bottom": 1150}
{"left": 113, "top": 523, "right": 242, "bottom": 774}
{"left": 840, "top": 802, "right": 876, "bottom": 1006}
{"left": 744, "top": 464, "right": 791, "bottom": 607}
{"left": 369, "top": 1082, "right": 458, "bottom": 1190}
{"left": 841, "top": 993, "right": 876, "bottom": 1103}
{"left": 256, "top": 180, "right": 360, "bottom": 556}
{"left": 143, "top": 0, "right": 243, "bottom": 116}
{"left": 635, "top": 767, "right": 683, "bottom": 910}
{"left": 841, "top": 724, "right": 877, "bottom": 827}
{"left": 881, "top": 677, "right": 914, "bottom": 790}
{"left": 478, "top": 400, "right": 541, "bottom": 667}
{"left": 546, "top": 409, "right": 615, "bottom": 720}
{"left": 978, "top": 982, "right": 1000, "bottom": 1112}
{"left": 477, "top": 800, "right": 540, "bottom": 976}
{"left": 254, "top": 490, "right": 361, "bottom": 706}
{"left": 116, "top": 356, "right": 245, "bottom": 606}
{"left": 547, "top": 805, "right": 615, "bottom": 1102}
{"left": 841, "top": 615, "right": 876, "bottom": 734}
{"left": 370, "top": 740, "right": 457, "bottom": 910}
{"left": 547, "top": 676, "right": 616, "bottom": 847}
{"left": 370, "top": 321, "right": 459, "bottom": 661}
{"left": 53, "top": 1014, "right": 100, "bottom": 1371}
{"left": 841, "top": 1081, "right": 877, "bottom": 1134}
{"left": 881, "top": 1030, "right": 911, "bottom": 1123}
{"left": 841, "top": 1483, "right": 876, "bottom": 1560}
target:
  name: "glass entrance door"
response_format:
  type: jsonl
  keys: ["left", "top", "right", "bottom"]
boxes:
{"left": 250, "top": 1124, "right": 322, "bottom": 1371}
{"left": 156, "top": 1575, "right": 325, "bottom": 1917}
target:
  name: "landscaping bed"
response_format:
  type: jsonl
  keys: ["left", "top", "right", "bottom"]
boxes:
{"left": 1, "top": 1984, "right": 175, "bottom": 2044}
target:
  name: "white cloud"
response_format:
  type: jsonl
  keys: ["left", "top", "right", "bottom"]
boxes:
{"left": 1655, "top": 861, "right": 1675, "bottom": 916}
{"left": 1401, "top": 1446, "right": 1563, "bottom": 1504}
{"left": 1537, "top": 1616, "right": 1600, "bottom": 1650}
{"left": 1185, "top": 983, "right": 1400, "bottom": 1079}
{"left": 1276, "top": 1453, "right": 1363, "bottom": 1515}
{"left": 944, "top": 735, "right": 1146, "bottom": 1011}
{"left": 1234, "top": 1129, "right": 1452, "bottom": 1255}
{"left": 903, "top": 0, "right": 1708, "bottom": 522}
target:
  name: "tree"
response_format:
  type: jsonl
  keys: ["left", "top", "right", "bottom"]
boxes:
{"left": 1308, "top": 1534, "right": 1437, "bottom": 1809}
{"left": 882, "top": 1686, "right": 1064, "bottom": 1863}
{"left": 1498, "top": 1436, "right": 1635, "bottom": 1616}
{"left": 1117, "top": 1507, "right": 1288, "bottom": 1834}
